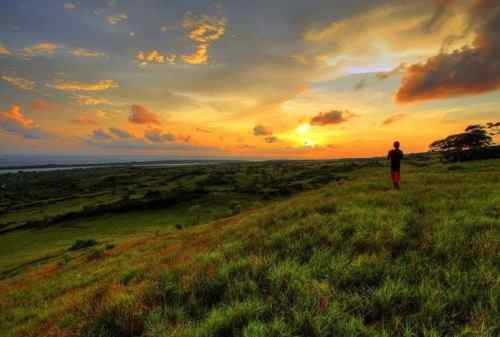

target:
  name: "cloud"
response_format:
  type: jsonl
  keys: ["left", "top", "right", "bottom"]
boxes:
{"left": 310, "top": 110, "right": 357, "bottom": 126}
{"left": 382, "top": 113, "right": 407, "bottom": 126}
{"left": 376, "top": 63, "right": 407, "bottom": 80}
{"left": 47, "top": 79, "right": 118, "bottom": 92}
{"left": 1, "top": 76, "right": 36, "bottom": 90}
{"left": 253, "top": 125, "right": 273, "bottom": 136}
{"left": 106, "top": 13, "right": 127, "bottom": 25}
{"left": 181, "top": 13, "right": 226, "bottom": 65}
{"left": 129, "top": 105, "right": 160, "bottom": 124}
{"left": 0, "top": 105, "right": 33, "bottom": 128}
{"left": 425, "top": 0, "right": 456, "bottom": 32}
{"left": 70, "top": 48, "right": 107, "bottom": 58}
{"left": 183, "top": 14, "right": 227, "bottom": 44}
{"left": 72, "top": 116, "right": 98, "bottom": 126}
{"left": 64, "top": 3, "right": 77, "bottom": 11}
{"left": 196, "top": 127, "right": 212, "bottom": 133}
{"left": 29, "top": 99, "right": 60, "bottom": 112}
{"left": 92, "top": 129, "right": 112, "bottom": 141}
{"left": 264, "top": 136, "right": 279, "bottom": 144}
{"left": 303, "top": 2, "right": 469, "bottom": 80}
{"left": 0, "top": 43, "right": 12, "bottom": 55}
{"left": 175, "top": 52, "right": 327, "bottom": 116}
{"left": 182, "top": 44, "right": 209, "bottom": 65}
{"left": 353, "top": 78, "right": 366, "bottom": 91}
{"left": 396, "top": 1, "right": 500, "bottom": 103}
{"left": 86, "top": 137, "right": 222, "bottom": 155}
{"left": 177, "top": 134, "right": 192, "bottom": 143}
{"left": 136, "top": 50, "right": 176, "bottom": 65}
{"left": 0, "top": 105, "right": 50, "bottom": 139}
{"left": 23, "top": 42, "right": 58, "bottom": 57}
{"left": 73, "top": 95, "right": 110, "bottom": 106}
{"left": 109, "top": 127, "right": 132, "bottom": 139}
{"left": 145, "top": 129, "right": 175, "bottom": 143}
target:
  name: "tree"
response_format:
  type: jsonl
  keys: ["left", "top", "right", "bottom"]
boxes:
{"left": 430, "top": 122, "right": 497, "bottom": 162}
{"left": 484, "top": 122, "right": 500, "bottom": 136}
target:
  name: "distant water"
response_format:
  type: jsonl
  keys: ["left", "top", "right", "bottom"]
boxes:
{"left": 0, "top": 154, "right": 239, "bottom": 175}
{"left": 0, "top": 163, "right": 213, "bottom": 175}
{"left": 0, "top": 154, "right": 202, "bottom": 167}
{"left": 0, "top": 166, "right": 99, "bottom": 174}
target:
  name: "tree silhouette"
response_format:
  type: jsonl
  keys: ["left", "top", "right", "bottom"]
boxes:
{"left": 430, "top": 122, "right": 498, "bottom": 161}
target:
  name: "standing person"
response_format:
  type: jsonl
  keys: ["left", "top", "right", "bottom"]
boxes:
{"left": 388, "top": 141, "right": 404, "bottom": 189}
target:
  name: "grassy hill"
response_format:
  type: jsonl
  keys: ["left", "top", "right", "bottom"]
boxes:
{"left": 0, "top": 159, "right": 499, "bottom": 337}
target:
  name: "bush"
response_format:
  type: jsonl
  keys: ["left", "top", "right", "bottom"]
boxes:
{"left": 82, "top": 293, "right": 145, "bottom": 337}
{"left": 68, "top": 239, "right": 97, "bottom": 251}
{"left": 86, "top": 248, "right": 105, "bottom": 261}
{"left": 120, "top": 269, "right": 146, "bottom": 285}
{"left": 230, "top": 201, "right": 242, "bottom": 215}
{"left": 448, "top": 164, "right": 465, "bottom": 171}
{"left": 58, "top": 253, "right": 72, "bottom": 266}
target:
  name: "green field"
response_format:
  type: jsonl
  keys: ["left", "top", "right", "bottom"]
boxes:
{"left": 0, "top": 158, "right": 499, "bottom": 337}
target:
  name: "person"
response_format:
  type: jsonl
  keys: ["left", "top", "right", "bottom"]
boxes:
{"left": 387, "top": 141, "right": 403, "bottom": 189}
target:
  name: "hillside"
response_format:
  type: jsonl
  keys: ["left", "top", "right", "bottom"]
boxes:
{"left": 0, "top": 159, "right": 499, "bottom": 337}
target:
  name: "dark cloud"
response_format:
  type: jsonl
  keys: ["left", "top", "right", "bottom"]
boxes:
{"left": 177, "top": 135, "right": 192, "bottom": 143}
{"left": 382, "top": 113, "right": 407, "bottom": 126}
{"left": 264, "top": 136, "right": 279, "bottom": 144}
{"left": 353, "top": 78, "right": 366, "bottom": 91}
{"left": 253, "top": 124, "right": 273, "bottom": 136}
{"left": 129, "top": 105, "right": 160, "bottom": 124}
{"left": 196, "top": 127, "right": 212, "bottom": 133}
{"left": 237, "top": 144, "right": 256, "bottom": 149}
{"left": 310, "top": 110, "right": 356, "bottom": 126}
{"left": 424, "top": 0, "right": 456, "bottom": 33}
{"left": 92, "top": 129, "right": 112, "bottom": 141}
{"left": 145, "top": 129, "right": 175, "bottom": 143}
{"left": 109, "top": 127, "right": 132, "bottom": 139}
{"left": 397, "top": 1, "right": 500, "bottom": 103}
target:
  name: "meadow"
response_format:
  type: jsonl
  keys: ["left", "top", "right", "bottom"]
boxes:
{"left": 0, "top": 157, "right": 498, "bottom": 337}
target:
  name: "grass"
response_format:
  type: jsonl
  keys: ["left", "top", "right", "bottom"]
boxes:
{"left": 0, "top": 159, "right": 498, "bottom": 337}
{"left": 0, "top": 194, "right": 262, "bottom": 273}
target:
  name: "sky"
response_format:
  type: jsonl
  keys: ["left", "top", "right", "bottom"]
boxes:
{"left": 0, "top": 0, "right": 499, "bottom": 159}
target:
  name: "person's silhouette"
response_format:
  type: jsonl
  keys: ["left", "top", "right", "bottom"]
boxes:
{"left": 388, "top": 141, "right": 404, "bottom": 189}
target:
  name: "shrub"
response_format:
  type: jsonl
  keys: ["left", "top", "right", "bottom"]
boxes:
{"left": 86, "top": 248, "right": 105, "bottom": 261}
{"left": 120, "top": 268, "right": 146, "bottom": 285}
{"left": 82, "top": 293, "right": 145, "bottom": 337}
{"left": 68, "top": 239, "right": 97, "bottom": 251}
{"left": 58, "top": 253, "right": 72, "bottom": 266}
{"left": 230, "top": 201, "right": 242, "bottom": 215}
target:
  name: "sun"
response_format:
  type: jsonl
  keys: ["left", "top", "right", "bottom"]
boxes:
{"left": 296, "top": 123, "right": 311, "bottom": 135}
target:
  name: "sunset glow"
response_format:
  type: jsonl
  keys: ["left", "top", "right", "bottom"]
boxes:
{"left": 0, "top": 0, "right": 499, "bottom": 159}
{"left": 296, "top": 124, "right": 311, "bottom": 136}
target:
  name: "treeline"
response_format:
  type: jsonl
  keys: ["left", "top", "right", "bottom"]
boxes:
{"left": 431, "top": 122, "right": 500, "bottom": 162}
